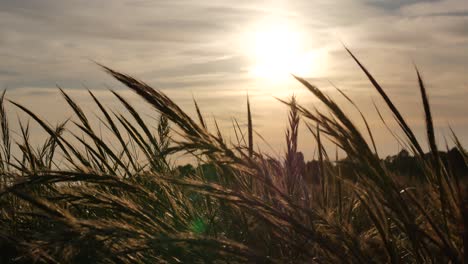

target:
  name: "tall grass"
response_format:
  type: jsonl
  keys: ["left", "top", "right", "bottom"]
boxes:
{"left": 0, "top": 49, "right": 466, "bottom": 263}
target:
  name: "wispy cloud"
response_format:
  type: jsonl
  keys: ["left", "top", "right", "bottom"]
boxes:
{"left": 0, "top": 0, "right": 467, "bottom": 157}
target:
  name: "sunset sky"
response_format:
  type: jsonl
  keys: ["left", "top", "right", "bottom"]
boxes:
{"left": 1, "top": 0, "right": 467, "bottom": 160}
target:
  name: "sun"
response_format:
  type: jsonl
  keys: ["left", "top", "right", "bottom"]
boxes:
{"left": 245, "top": 23, "right": 322, "bottom": 82}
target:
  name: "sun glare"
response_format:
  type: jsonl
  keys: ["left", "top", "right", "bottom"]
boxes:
{"left": 246, "top": 23, "right": 323, "bottom": 82}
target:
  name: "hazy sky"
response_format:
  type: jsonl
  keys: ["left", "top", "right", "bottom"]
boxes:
{"left": 1, "top": 0, "right": 467, "bottom": 160}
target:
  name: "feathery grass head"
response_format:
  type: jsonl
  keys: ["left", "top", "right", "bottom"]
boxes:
{"left": 0, "top": 49, "right": 465, "bottom": 263}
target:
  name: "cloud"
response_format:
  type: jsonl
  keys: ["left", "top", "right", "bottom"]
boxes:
{"left": 401, "top": 0, "right": 468, "bottom": 14}
{"left": 0, "top": 69, "right": 19, "bottom": 77}
{"left": 368, "top": 0, "right": 442, "bottom": 10}
{"left": 0, "top": 0, "right": 467, "bottom": 157}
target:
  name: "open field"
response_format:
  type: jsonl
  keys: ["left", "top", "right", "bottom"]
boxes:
{"left": 0, "top": 50, "right": 467, "bottom": 263}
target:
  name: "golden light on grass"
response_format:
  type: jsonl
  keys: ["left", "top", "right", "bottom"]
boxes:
{"left": 1, "top": 48, "right": 466, "bottom": 263}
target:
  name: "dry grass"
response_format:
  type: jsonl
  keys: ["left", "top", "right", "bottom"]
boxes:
{"left": 0, "top": 49, "right": 466, "bottom": 263}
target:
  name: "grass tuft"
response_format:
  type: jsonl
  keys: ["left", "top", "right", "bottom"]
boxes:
{"left": 0, "top": 49, "right": 466, "bottom": 263}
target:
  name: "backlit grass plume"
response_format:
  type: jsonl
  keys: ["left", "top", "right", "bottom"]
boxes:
{"left": 0, "top": 49, "right": 466, "bottom": 263}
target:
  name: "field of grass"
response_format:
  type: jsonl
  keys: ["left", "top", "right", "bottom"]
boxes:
{"left": 0, "top": 49, "right": 467, "bottom": 263}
